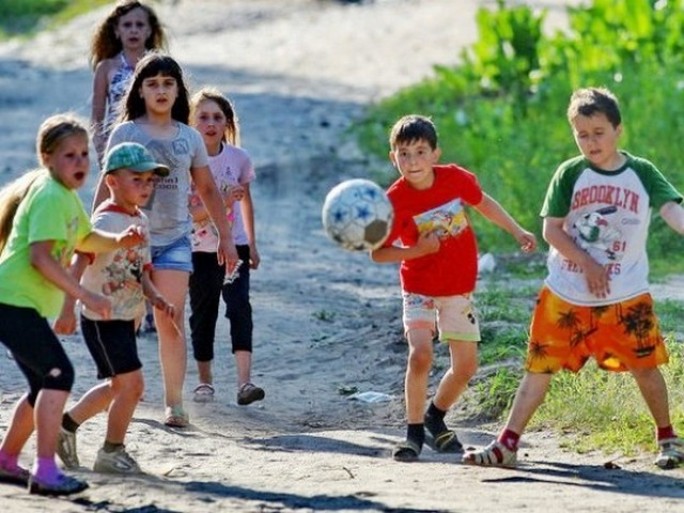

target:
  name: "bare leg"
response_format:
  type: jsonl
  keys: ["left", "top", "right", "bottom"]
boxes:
{"left": 463, "top": 372, "right": 552, "bottom": 466}
{"left": 105, "top": 371, "right": 144, "bottom": 444}
{"left": 432, "top": 340, "right": 478, "bottom": 411}
{"left": 235, "top": 350, "right": 252, "bottom": 388}
{"left": 67, "top": 382, "right": 113, "bottom": 424}
{"left": 34, "top": 389, "right": 69, "bottom": 459}
{"left": 630, "top": 367, "right": 671, "bottom": 428}
{"left": 197, "top": 360, "right": 213, "bottom": 385}
{"left": 0, "top": 394, "right": 34, "bottom": 456}
{"left": 151, "top": 269, "right": 189, "bottom": 408}
{"left": 405, "top": 328, "right": 433, "bottom": 424}
{"left": 502, "top": 372, "right": 552, "bottom": 434}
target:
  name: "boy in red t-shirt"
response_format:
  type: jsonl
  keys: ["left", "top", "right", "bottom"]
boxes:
{"left": 371, "top": 115, "right": 537, "bottom": 461}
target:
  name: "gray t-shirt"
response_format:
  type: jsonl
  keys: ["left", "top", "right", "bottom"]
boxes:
{"left": 107, "top": 121, "right": 209, "bottom": 246}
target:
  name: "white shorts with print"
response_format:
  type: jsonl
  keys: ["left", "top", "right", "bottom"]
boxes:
{"left": 402, "top": 291, "right": 480, "bottom": 342}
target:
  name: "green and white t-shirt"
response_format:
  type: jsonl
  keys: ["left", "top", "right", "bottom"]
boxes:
{"left": 0, "top": 173, "right": 91, "bottom": 317}
{"left": 541, "top": 152, "right": 682, "bottom": 306}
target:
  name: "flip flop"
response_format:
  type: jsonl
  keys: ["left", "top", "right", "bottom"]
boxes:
{"left": 392, "top": 440, "right": 422, "bottom": 462}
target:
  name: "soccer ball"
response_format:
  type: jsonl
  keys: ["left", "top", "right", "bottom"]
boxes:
{"left": 321, "top": 179, "right": 394, "bottom": 251}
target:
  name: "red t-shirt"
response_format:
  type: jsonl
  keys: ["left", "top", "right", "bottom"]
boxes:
{"left": 383, "top": 164, "right": 483, "bottom": 296}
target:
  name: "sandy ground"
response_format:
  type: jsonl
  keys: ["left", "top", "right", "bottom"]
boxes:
{"left": 1, "top": 1, "right": 683, "bottom": 511}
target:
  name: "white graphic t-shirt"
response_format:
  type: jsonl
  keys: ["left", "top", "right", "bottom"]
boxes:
{"left": 79, "top": 202, "right": 152, "bottom": 321}
{"left": 541, "top": 152, "right": 681, "bottom": 305}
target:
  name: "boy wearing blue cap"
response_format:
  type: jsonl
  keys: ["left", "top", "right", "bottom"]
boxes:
{"left": 54, "top": 142, "right": 175, "bottom": 474}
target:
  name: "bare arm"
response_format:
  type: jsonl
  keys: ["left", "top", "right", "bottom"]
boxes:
{"left": 240, "top": 184, "right": 260, "bottom": 269}
{"left": 76, "top": 226, "right": 145, "bottom": 254}
{"left": 472, "top": 193, "right": 537, "bottom": 252}
{"left": 92, "top": 173, "right": 110, "bottom": 213}
{"left": 53, "top": 252, "right": 91, "bottom": 334}
{"left": 660, "top": 200, "right": 684, "bottom": 234}
{"left": 91, "top": 61, "right": 110, "bottom": 161}
{"left": 30, "top": 241, "right": 112, "bottom": 319}
{"left": 142, "top": 269, "right": 175, "bottom": 318}
{"left": 543, "top": 216, "right": 609, "bottom": 298}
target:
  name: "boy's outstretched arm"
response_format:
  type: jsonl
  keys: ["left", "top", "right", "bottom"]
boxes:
{"left": 473, "top": 193, "right": 536, "bottom": 253}
{"left": 78, "top": 226, "right": 146, "bottom": 253}
{"left": 544, "top": 217, "right": 610, "bottom": 299}
{"left": 660, "top": 201, "right": 684, "bottom": 234}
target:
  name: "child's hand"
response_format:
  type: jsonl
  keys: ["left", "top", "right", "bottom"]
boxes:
{"left": 516, "top": 230, "right": 537, "bottom": 253}
{"left": 583, "top": 258, "right": 611, "bottom": 298}
{"left": 54, "top": 310, "right": 77, "bottom": 335}
{"left": 151, "top": 294, "right": 175, "bottom": 318}
{"left": 217, "top": 238, "right": 239, "bottom": 271}
{"left": 117, "top": 224, "right": 146, "bottom": 248}
{"left": 222, "top": 185, "right": 245, "bottom": 206}
{"left": 249, "top": 242, "right": 261, "bottom": 270}
{"left": 81, "top": 290, "right": 112, "bottom": 319}
{"left": 416, "top": 231, "right": 440, "bottom": 255}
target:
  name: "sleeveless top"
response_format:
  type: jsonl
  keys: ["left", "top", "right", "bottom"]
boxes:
{"left": 104, "top": 53, "right": 135, "bottom": 135}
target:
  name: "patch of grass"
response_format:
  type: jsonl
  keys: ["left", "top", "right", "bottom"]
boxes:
{"left": 312, "top": 309, "right": 336, "bottom": 322}
{"left": 0, "top": 0, "right": 110, "bottom": 39}
{"left": 531, "top": 341, "right": 684, "bottom": 455}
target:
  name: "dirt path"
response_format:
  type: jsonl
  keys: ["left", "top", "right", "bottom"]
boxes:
{"left": 1, "top": 1, "right": 683, "bottom": 511}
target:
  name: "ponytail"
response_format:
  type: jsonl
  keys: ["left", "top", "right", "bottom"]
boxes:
{"left": 0, "top": 169, "right": 46, "bottom": 254}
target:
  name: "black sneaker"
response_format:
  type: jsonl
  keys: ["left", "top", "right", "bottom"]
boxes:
{"left": 28, "top": 473, "right": 89, "bottom": 496}
{"left": 0, "top": 464, "right": 29, "bottom": 486}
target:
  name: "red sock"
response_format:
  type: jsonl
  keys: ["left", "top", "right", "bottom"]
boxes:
{"left": 497, "top": 429, "right": 520, "bottom": 452}
{"left": 657, "top": 425, "right": 676, "bottom": 442}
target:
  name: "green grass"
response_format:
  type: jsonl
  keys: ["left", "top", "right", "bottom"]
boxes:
{"left": 0, "top": 0, "right": 110, "bottom": 39}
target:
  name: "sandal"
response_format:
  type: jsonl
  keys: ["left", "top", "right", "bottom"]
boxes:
{"left": 655, "top": 437, "right": 684, "bottom": 469}
{"left": 392, "top": 439, "right": 422, "bottom": 462}
{"left": 462, "top": 440, "right": 517, "bottom": 467}
{"left": 237, "top": 382, "right": 265, "bottom": 406}
{"left": 164, "top": 405, "right": 189, "bottom": 428}
{"left": 193, "top": 383, "right": 215, "bottom": 403}
{"left": 425, "top": 429, "right": 463, "bottom": 453}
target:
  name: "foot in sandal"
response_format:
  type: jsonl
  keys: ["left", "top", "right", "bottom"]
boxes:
{"left": 392, "top": 439, "right": 422, "bottom": 462}
{"left": 193, "top": 383, "right": 215, "bottom": 403}
{"left": 462, "top": 440, "right": 517, "bottom": 467}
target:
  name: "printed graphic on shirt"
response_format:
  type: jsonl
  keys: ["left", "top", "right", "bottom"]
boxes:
{"left": 413, "top": 198, "right": 468, "bottom": 240}
{"left": 100, "top": 247, "right": 145, "bottom": 314}
{"left": 570, "top": 205, "right": 624, "bottom": 262}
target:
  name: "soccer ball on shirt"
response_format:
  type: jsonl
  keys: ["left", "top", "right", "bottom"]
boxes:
{"left": 321, "top": 179, "right": 394, "bottom": 251}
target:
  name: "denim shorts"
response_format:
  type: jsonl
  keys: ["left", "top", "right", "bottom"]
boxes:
{"left": 151, "top": 235, "right": 193, "bottom": 273}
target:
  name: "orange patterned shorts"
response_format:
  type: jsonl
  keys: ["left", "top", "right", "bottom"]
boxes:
{"left": 525, "top": 286, "right": 669, "bottom": 373}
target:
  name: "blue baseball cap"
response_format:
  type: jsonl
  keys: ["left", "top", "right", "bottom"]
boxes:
{"left": 103, "top": 142, "right": 169, "bottom": 177}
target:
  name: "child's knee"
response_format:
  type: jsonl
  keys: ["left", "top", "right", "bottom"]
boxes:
{"left": 408, "top": 346, "right": 432, "bottom": 372}
{"left": 43, "top": 359, "right": 75, "bottom": 391}
{"left": 112, "top": 372, "right": 144, "bottom": 400}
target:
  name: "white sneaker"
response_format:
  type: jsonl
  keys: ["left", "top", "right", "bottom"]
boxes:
{"left": 93, "top": 446, "right": 141, "bottom": 474}
{"left": 56, "top": 428, "right": 79, "bottom": 469}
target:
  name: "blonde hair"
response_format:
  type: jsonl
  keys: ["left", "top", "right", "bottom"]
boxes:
{"left": 190, "top": 87, "right": 241, "bottom": 146}
{"left": 0, "top": 114, "right": 88, "bottom": 254}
